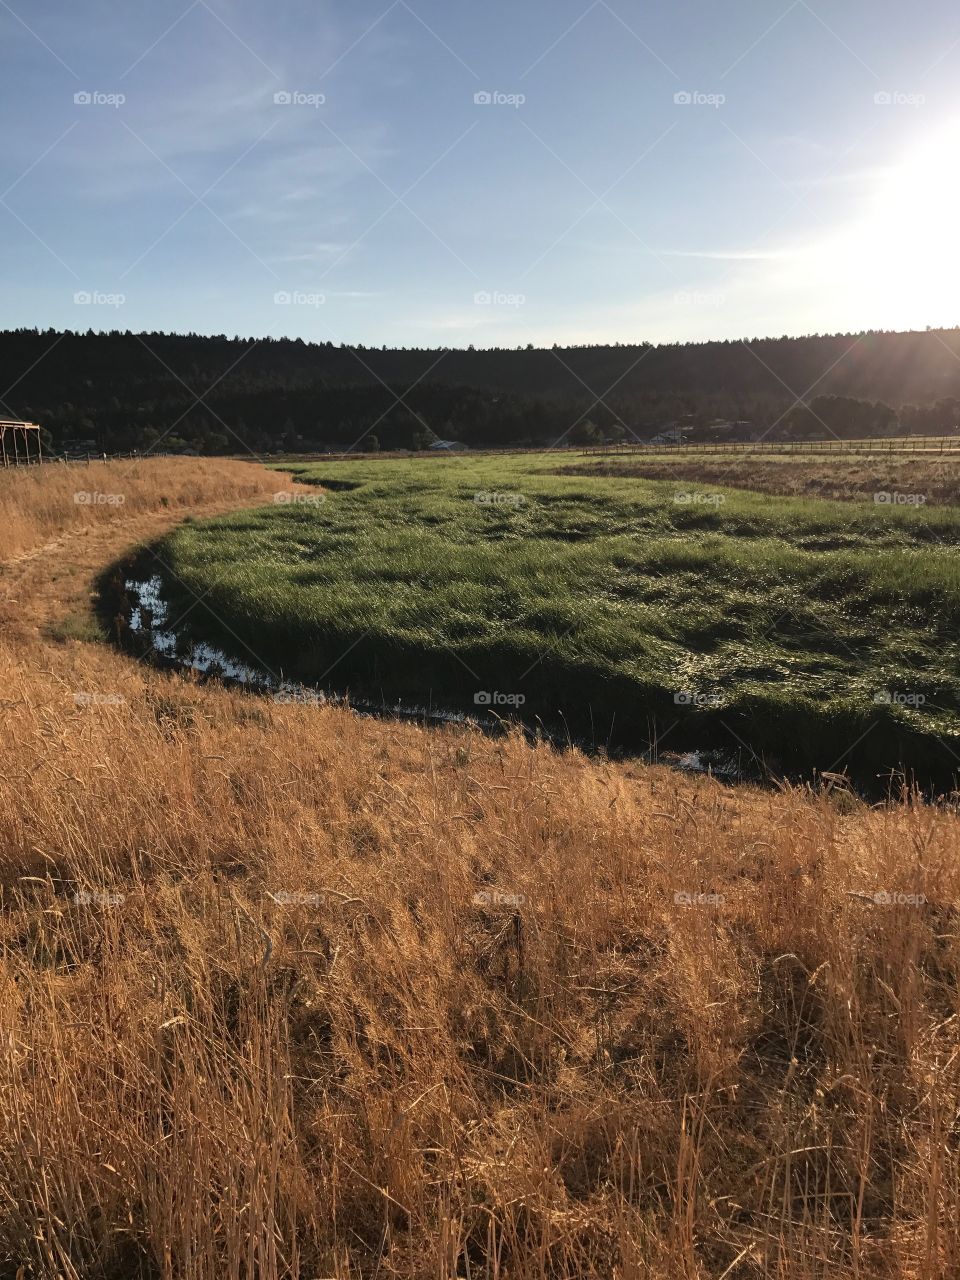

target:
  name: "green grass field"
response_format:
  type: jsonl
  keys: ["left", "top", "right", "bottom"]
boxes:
{"left": 145, "top": 452, "right": 960, "bottom": 787}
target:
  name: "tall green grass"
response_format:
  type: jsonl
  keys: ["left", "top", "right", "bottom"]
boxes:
{"left": 147, "top": 455, "right": 960, "bottom": 787}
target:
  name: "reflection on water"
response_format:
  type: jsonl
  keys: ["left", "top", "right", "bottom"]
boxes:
{"left": 126, "top": 573, "right": 479, "bottom": 726}
{"left": 124, "top": 572, "right": 743, "bottom": 780}
{"left": 129, "top": 574, "right": 273, "bottom": 685}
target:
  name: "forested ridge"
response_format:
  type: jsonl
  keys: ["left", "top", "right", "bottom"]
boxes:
{"left": 3, "top": 325, "right": 959, "bottom": 453}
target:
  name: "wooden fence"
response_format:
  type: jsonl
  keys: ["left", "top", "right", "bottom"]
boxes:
{"left": 582, "top": 435, "right": 960, "bottom": 457}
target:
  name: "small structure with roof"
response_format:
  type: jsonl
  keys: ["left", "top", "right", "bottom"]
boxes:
{"left": 0, "top": 420, "right": 42, "bottom": 466}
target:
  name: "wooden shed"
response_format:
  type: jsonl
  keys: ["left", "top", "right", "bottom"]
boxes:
{"left": 0, "top": 421, "right": 42, "bottom": 466}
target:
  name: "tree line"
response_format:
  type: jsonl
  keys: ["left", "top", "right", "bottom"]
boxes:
{"left": 1, "top": 326, "right": 958, "bottom": 454}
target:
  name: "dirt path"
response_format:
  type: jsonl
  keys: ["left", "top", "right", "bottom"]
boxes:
{"left": 0, "top": 492, "right": 278, "bottom": 653}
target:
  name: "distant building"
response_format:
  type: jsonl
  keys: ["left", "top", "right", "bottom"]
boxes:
{"left": 428, "top": 439, "right": 468, "bottom": 451}
{"left": 645, "top": 426, "right": 681, "bottom": 445}
{"left": 0, "top": 419, "right": 42, "bottom": 466}
{"left": 705, "top": 419, "right": 756, "bottom": 440}
{"left": 61, "top": 438, "right": 98, "bottom": 456}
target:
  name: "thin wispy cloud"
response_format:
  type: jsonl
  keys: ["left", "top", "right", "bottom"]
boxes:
{"left": 662, "top": 248, "right": 797, "bottom": 262}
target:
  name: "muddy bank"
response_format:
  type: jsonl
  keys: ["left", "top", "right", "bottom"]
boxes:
{"left": 97, "top": 546, "right": 748, "bottom": 786}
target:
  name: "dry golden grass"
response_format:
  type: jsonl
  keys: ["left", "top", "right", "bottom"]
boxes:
{"left": 568, "top": 454, "right": 960, "bottom": 506}
{"left": 0, "top": 459, "right": 958, "bottom": 1279}
{"left": 0, "top": 456, "right": 279, "bottom": 562}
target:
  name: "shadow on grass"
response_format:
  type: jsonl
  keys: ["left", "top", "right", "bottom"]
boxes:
{"left": 95, "top": 544, "right": 960, "bottom": 801}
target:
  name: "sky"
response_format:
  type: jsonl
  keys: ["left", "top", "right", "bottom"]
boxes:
{"left": 2, "top": 0, "right": 959, "bottom": 348}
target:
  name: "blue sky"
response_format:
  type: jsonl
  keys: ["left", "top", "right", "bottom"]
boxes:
{"left": 2, "top": 0, "right": 959, "bottom": 346}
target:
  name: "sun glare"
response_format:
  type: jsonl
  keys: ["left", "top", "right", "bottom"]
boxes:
{"left": 848, "top": 118, "right": 960, "bottom": 328}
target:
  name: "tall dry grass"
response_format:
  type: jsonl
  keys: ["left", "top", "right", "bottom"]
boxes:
{"left": 0, "top": 460, "right": 958, "bottom": 1278}
{"left": 569, "top": 455, "right": 960, "bottom": 505}
{"left": 0, "top": 456, "right": 277, "bottom": 561}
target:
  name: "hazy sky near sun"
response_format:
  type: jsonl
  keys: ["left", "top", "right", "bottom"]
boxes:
{"left": 2, "top": 0, "right": 959, "bottom": 347}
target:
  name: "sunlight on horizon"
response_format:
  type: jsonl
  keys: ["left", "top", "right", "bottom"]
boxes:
{"left": 820, "top": 116, "right": 960, "bottom": 332}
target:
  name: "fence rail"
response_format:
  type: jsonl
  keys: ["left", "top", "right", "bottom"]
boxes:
{"left": 4, "top": 437, "right": 959, "bottom": 467}
{"left": 582, "top": 435, "right": 960, "bottom": 457}
{"left": 6, "top": 451, "right": 169, "bottom": 466}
